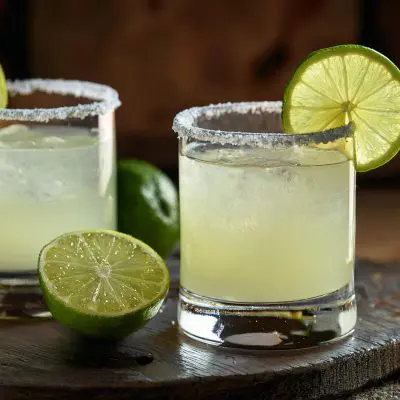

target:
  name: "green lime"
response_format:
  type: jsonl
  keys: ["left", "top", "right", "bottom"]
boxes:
{"left": 0, "top": 64, "right": 8, "bottom": 108}
{"left": 38, "top": 230, "right": 169, "bottom": 339}
{"left": 282, "top": 45, "right": 400, "bottom": 172}
{"left": 117, "top": 159, "right": 179, "bottom": 258}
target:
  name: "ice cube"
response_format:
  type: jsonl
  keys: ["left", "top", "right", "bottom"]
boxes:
{"left": 41, "top": 136, "right": 66, "bottom": 148}
{"left": 0, "top": 125, "right": 32, "bottom": 148}
{"left": 0, "top": 124, "right": 30, "bottom": 137}
{"left": 0, "top": 142, "right": 10, "bottom": 149}
{"left": 0, "top": 124, "right": 40, "bottom": 148}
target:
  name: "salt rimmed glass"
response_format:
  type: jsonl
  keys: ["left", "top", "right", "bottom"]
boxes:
{"left": 0, "top": 79, "right": 120, "bottom": 317}
{"left": 173, "top": 101, "right": 357, "bottom": 349}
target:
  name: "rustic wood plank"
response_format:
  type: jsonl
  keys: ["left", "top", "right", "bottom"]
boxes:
{"left": 338, "top": 381, "right": 400, "bottom": 399}
{"left": 0, "top": 259, "right": 399, "bottom": 399}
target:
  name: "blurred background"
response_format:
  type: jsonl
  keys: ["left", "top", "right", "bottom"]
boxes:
{"left": 0, "top": 0, "right": 399, "bottom": 261}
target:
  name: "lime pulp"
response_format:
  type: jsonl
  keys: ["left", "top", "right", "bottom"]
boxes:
{"left": 282, "top": 45, "right": 400, "bottom": 172}
{"left": 38, "top": 230, "right": 170, "bottom": 339}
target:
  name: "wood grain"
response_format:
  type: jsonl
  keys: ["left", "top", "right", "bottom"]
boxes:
{"left": 356, "top": 189, "right": 400, "bottom": 263}
{"left": 29, "top": 0, "right": 360, "bottom": 169}
{"left": 0, "top": 259, "right": 399, "bottom": 400}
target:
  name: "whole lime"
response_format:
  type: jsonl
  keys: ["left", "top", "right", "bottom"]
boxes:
{"left": 117, "top": 159, "right": 179, "bottom": 258}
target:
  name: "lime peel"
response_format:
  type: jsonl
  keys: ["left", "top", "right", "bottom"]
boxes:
{"left": 0, "top": 65, "right": 7, "bottom": 108}
{"left": 117, "top": 159, "right": 179, "bottom": 258}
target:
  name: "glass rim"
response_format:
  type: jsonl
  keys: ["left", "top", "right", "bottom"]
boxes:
{"left": 173, "top": 101, "right": 352, "bottom": 147}
{"left": 0, "top": 79, "right": 121, "bottom": 122}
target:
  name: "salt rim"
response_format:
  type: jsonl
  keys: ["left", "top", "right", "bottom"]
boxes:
{"left": 172, "top": 101, "right": 353, "bottom": 147}
{"left": 0, "top": 79, "right": 121, "bottom": 122}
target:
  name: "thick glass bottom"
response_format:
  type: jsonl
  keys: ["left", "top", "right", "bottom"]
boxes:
{"left": 0, "top": 272, "right": 50, "bottom": 318}
{"left": 178, "top": 285, "right": 357, "bottom": 349}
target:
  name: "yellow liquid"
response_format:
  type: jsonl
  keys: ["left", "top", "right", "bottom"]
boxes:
{"left": 0, "top": 125, "right": 116, "bottom": 272}
{"left": 179, "top": 146, "right": 355, "bottom": 303}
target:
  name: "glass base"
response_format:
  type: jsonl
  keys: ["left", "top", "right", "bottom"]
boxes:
{"left": 0, "top": 272, "right": 50, "bottom": 319}
{"left": 178, "top": 286, "right": 357, "bottom": 349}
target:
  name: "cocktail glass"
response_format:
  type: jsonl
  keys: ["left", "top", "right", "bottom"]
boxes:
{"left": 0, "top": 79, "right": 120, "bottom": 316}
{"left": 173, "top": 101, "right": 356, "bottom": 349}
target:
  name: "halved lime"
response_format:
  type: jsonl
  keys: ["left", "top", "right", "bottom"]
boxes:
{"left": 282, "top": 45, "right": 400, "bottom": 172}
{"left": 0, "top": 64, "right": 8, "bottom": 108}
{"left": 38, "top": 230, "right": 169, "bottom": 339}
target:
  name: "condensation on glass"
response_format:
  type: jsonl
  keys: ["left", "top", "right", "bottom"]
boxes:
{"left": 0, "top": 80, "right": 120, "bottom": 316}
{"left": 173, "top": 101, "right": 357, "bottom": 349}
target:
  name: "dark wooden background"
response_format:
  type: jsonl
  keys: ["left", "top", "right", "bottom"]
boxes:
{"left": 1, "top": 0, "right": 399, "bottom": 179}
{"left": 0, "top": 0, "right": 399, "bottom": 264}
{"left": 0, "top": 3, "right": 399, "bottom": 397}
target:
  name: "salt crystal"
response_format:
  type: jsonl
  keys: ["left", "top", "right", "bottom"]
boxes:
{"left": 1, "top": 79, "right": 121, "bottom": 122}
{"left": 172, "top": 101, "right": 352, "bottom": 148}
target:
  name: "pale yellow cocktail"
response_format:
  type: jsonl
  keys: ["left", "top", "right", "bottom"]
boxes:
{"left": 174, "top": 44, "right": 400, "bottom": 348}
{"left": 174, "top": 101, "right": 357, "bottom": 348}
{"left": 180, "top": 146, "right": 355, "bottom": 303}
{"left": 0, "top": 124, "right": 116, "bottom": 272}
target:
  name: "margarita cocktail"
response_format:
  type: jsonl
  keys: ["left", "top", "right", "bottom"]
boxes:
{"left": 174, "top": 43, "right": 400, "bottom": 348}
{"left": 173, "top": 102, "right": 357, "bottom": 348}
{"left": 0, "top": 80, "right": 120, "bottom": 314}
{"left": 0, "top": 124, "right": 116, "bottom": 272}
{"left": 179, "top": 142, "right": 355, "bottom": 303}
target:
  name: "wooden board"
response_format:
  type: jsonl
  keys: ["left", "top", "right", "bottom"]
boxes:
{"left": 0, "top": 258, "right": 399, "bottom": 400}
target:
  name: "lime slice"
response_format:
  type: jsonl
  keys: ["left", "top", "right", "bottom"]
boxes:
{"left": 0, "top": 64, "right": 8, "bottom": 108}
{"left": 38, "top": 230, "right": 169, "bottom": 339}
{"left": 282, "top": 45, "right": 400, "bottom": 172}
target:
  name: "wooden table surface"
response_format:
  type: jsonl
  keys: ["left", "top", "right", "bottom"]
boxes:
{"left": 1, "top": 259, "right": 399, "bottom": 400}
{"left": 0, "top": 188, "right": 398, "bottom": 400}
